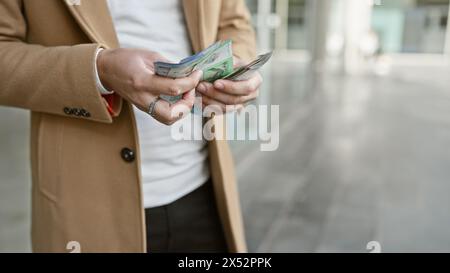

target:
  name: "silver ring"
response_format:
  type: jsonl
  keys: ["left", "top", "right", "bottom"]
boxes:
{"left": 148, "top": 97, "right": 161, "bottom": 117}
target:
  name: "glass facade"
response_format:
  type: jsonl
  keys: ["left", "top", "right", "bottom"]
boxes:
{"left": 286, "top": 0, "right": 308, "bottom": 50}
{"left": 246, "top": 0, "right": 450, "bottom": 55}
{"left": 372, "top": 0, "right": 449, "bottom": 54}
{"left": 246, "top": 0, "right": 309, "bottom": 51}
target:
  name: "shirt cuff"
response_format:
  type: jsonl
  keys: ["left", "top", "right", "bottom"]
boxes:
{"left": 94, "top": 48, "right": 114, "bottom": 95}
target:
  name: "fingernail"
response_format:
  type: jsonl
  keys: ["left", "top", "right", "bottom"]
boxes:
{"left": 196, "top": 83, "right": 206, "bottom": 93}
{"left": 214, "top": 81, "right": 224, "bottom": 90}
{"left": 195, "top": 70, "right": 203, "bottom": 78}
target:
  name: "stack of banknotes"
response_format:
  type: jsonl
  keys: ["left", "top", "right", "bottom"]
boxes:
{"left": 155, "top": 40, "right": 272, "bottom": 104}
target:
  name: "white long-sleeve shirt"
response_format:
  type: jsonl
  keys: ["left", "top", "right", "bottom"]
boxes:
{"left": 97, "top": 0, "right": 209, "bottom": 208}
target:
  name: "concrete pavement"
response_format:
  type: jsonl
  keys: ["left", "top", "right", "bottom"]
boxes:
{"left": 1, "top": 60, "right": 450, "bottom": 253}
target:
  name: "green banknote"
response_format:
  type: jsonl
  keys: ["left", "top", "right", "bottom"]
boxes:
{"left": 155, "top": 40, "right": 233, "bottom": 83}
{"left": 154, "top": 40, "right": 272, "bottom": 105}
{"left": 155, "top": 40, "right": 234, "bottom": 104}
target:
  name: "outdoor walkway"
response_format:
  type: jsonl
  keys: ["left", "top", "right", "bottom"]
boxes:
{"left": 236, "top": 61, "right": 450, "bottom": 252}
{"left": 1, "top": 60, "right": 450, "bottom": 253}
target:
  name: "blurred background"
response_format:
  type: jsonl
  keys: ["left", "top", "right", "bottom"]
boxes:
{"left": 1, "top": 0, "right": 450, "bottom": 252}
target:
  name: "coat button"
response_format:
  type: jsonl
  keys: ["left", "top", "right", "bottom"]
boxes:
{"left": 63, "top": 107, "right": 73, "bottom": 115}
{"left": 72, "top": 108, "right": 82, "bottom": 116}
{"left": 121, "top": 148, "right": 135, "bottom": 163}
{"left": 80, "top": 109, "right": 91, "bottom": 118}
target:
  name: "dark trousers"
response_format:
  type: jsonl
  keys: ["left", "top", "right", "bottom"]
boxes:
{"left": 145, "top": 180, "right": 228, "bottom": 253}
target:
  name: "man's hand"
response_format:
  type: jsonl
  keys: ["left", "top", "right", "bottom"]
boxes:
{"left": 97, "top": 48, "right": 203, "bottom": 125}
{"left": 196, "top": 57, "right": 262, "bottom": 113}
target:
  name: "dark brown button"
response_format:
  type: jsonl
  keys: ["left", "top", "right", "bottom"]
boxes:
{"left": 63, "top": 107, "right": 73, "bottom": 115}
{"left": 72, "top": 108, "right": 82, "bottom": 117}
{"left": 80, "top": 109, "right": 91, "bottom": 118}
{"left": 121, "top": 148, "right": 135, "bottom": 163}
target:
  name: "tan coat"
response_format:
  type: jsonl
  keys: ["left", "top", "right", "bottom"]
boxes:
{"left": 0, "top": 0, "right": 256, "bottom": 253}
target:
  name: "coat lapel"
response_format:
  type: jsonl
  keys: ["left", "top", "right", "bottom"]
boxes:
{"left": 182, "top": 0, "right": 205, "bottom": 52}
{"left": 63, "top": 0, "right": 119, "bottom": 48}
{"left": 64, "top": 0, "right": 204, "bottom": 52}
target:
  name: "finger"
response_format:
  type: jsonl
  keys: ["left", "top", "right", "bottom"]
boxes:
{"left": 171, "top": 89, "right": 196, "bottom": 114}
{"left": 152, "top": 99, "right": 186, "bottom": 125}
{"left": 212, "top": 73, "right": 262, "bottom": 96}
{"left": 144, "top": 70, "right": 203, "bottom": 96}
{"left": 153, "top": 90, "right": 195, "bottom": 125}
{"left": 201, "top": 95, "right": 243, "bottom": 113}
{"left": 197, "top": 82, "right": 258, "bottom": 105}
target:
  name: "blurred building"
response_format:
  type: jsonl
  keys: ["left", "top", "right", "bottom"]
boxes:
{"left": 245, "top": 0, "right": 449, "bottom": 73}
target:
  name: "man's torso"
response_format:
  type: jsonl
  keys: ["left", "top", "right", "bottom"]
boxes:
{"left": 107, "top": 0, "right": 210, "bottom": 208}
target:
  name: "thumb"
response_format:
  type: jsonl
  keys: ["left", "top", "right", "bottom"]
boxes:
{"left": 189, "top": 70, "right": 204, "bottom": 83}
{"left": 150, "top": 51, "right": 171, "bottom": 63}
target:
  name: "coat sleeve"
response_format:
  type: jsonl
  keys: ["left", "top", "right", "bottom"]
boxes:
{"left": 0, "top": 0, "right": 115, "bottom": 124}
{"left": 217, "top": 0, "right": 257, "bottom": 62}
